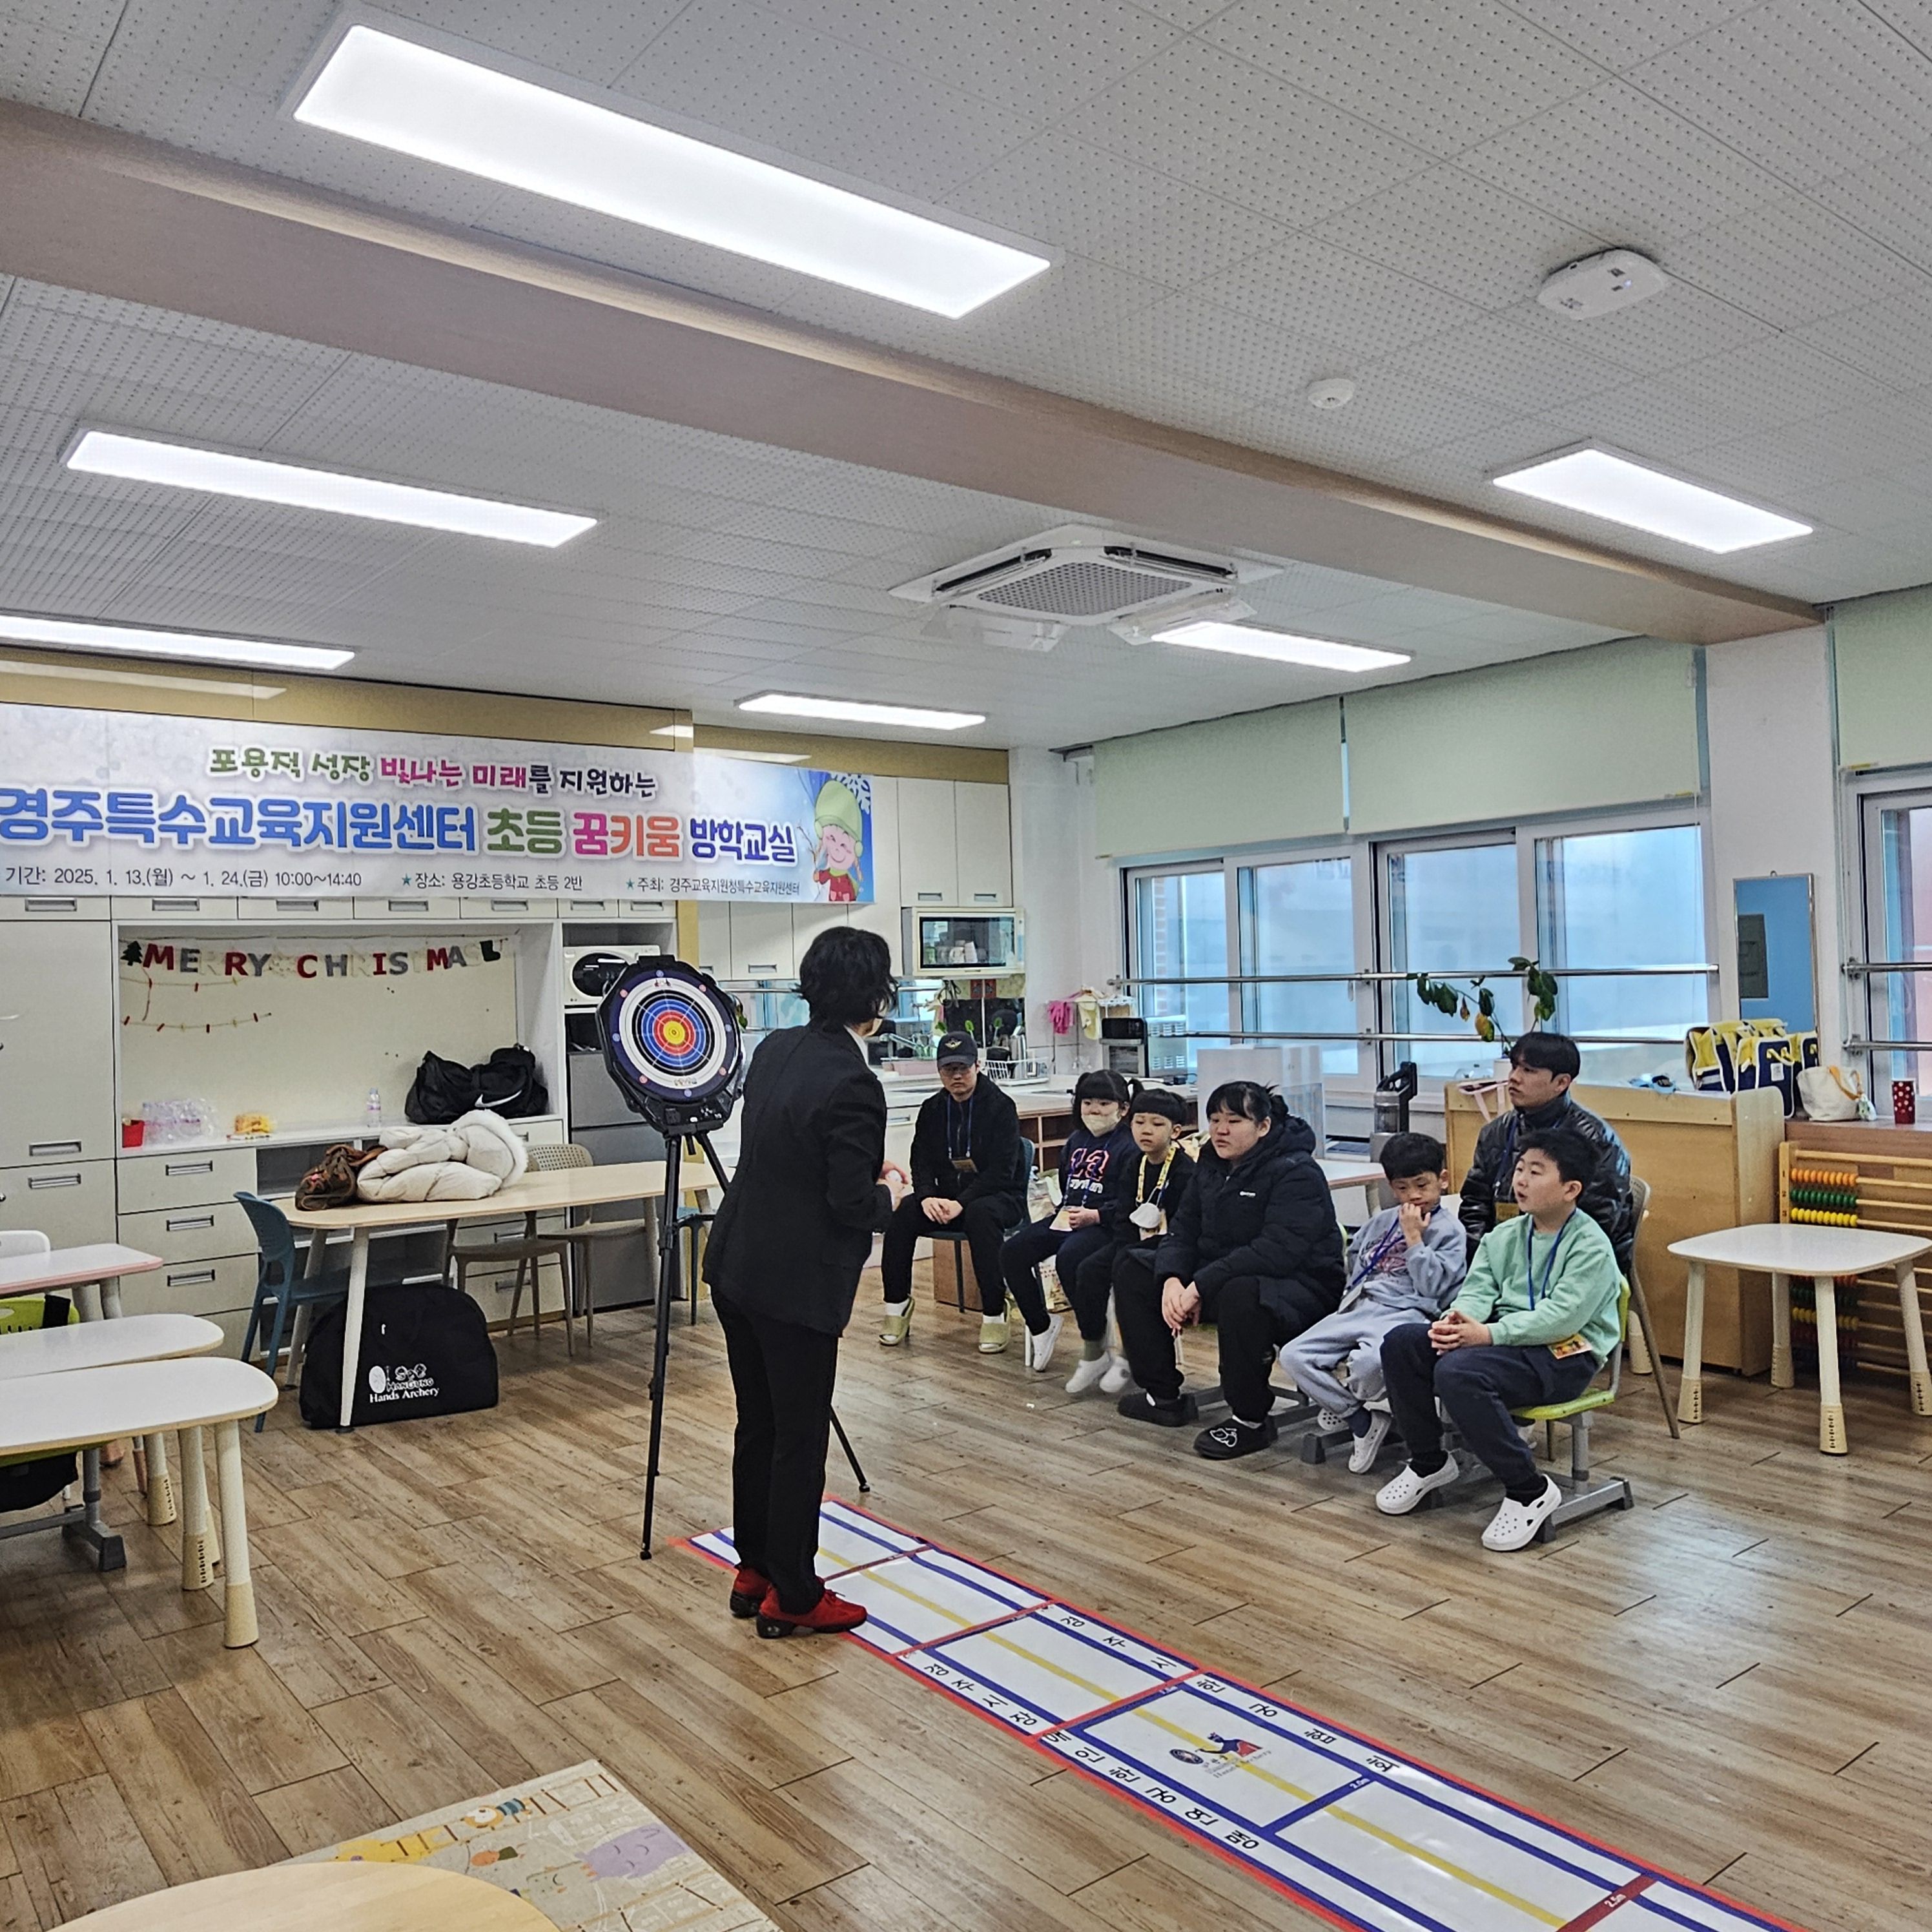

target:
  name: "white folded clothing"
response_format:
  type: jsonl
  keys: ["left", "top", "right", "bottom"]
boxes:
{"left": 356, "top": 1109, "right": 529, "bottom": 1202}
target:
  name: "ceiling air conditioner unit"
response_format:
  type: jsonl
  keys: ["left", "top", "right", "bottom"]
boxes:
{"left": 891, "top": 524, "right": 1278, "bottom": 651}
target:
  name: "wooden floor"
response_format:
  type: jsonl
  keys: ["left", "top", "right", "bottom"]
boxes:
{"left": 3, "top": 1271, "right": 1929, "bottom": 1932}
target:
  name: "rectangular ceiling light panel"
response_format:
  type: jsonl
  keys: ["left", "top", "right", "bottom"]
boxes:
{"left": 294, "top": 25, "right": 1052, "bottom": 316}
{"left": 1492, "top": 447, "right": 1811, "bottom": 553}
{"left": 0, "top": 612, "right": 354, "bottom": 672}
{"left": 67, "top": 430, "right": 594, "bottom": 547}
{"left": 1152, "top": 619, "right": 1409, "bottom": 672}
{"left": 737, "top": 694, "right": 983, "bottom": 731}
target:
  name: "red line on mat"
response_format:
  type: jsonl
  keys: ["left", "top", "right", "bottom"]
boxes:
{"left": 1558, "top": 1873, "right": 1656, "bottom": 1929}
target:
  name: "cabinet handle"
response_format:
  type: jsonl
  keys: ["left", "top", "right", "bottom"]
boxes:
{"left": 28, "top": 1172, "right": 82, "bottom": 1188}
{"left": 748, "top": 961, "right": 780, "bottom": 974}
{"left": 23, "top": 898, "right": 79, "bottom": 913}
{"left": 150, "top": 898, "right": 202, "bottom": 912}
{"left": 167, "top": 1268, "right": 217, "bottom": 1287}
{"left": 163, "top": 1159, "right": 216, "bottom": 1177}
{"left": 918, "top": 891, "right": 945, "bottom": 903}
{"left": 489, "top": 899, "right": 531, "bottom": 910}
{"left": 387, "top": 899, "right": 430, "bottom": 912}
{"left": 274, "top": 899, "right": 321, "bottom": 912}
{"left": 973, "top": 892, "right": 1001, "bottom": 903}
{"left": 166, "top": 1213, "right": 216, "bottom": 1231}
{"left": 28, "top": 1140, "right": 83, "bottom": 1157}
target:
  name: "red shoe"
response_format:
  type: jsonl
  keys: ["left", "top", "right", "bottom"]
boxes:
{"left": 755, "top": 1586, "right": 867, "bottom": 1639}
{"left": 729, "top": 1566, "right": 770, "bottom": 1619}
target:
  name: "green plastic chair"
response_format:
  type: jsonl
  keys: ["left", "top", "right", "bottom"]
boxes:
{"left": 0, "top": 1293, "right": 79, "bottom": 1334}
{"left": 1510, "top": 1280, "right": 1635, "bottom": 1541}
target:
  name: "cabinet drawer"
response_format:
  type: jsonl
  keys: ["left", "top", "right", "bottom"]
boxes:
{"left": 460, "top": 896, "right": 557, "bottom": 919}
{"left": 118, "top": 1199, "right": 256, "bottom": 1265}
{"left": 236, "top": 896, "right": 353, "bottom": 919}
{"left": 0, "top": 1158, "right": 116, "bottom": 1248}
{"left": 0, "top": 894, "right": 110, "bottom": 920}
{"left": 117, "top": 1146, "right": 258, "bottom": 1214}
{"left": 0, "top": 920, "right": 116, "bottom": 1164}
{"left": 560, "top": 897, "right": 617, "bottom": 917}
{"left": 353, "top": 895, "right": 462, "bottom": 921}
{"left": 110, "top": 895, "right": 238, "bottom": 919}
{"left": 118, "top": 1252, "right": 258, "bottom": 1319}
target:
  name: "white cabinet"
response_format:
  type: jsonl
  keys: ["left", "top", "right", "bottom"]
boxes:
{"left": 236, "top": 896, "right": 355, "bottom": 920}
{"left": 0, "top": 894, "right": 110, "bottom": 920}
{"left": 117, "top": 1145, "right": 258, "bottom": 1215}
{"left": 792, "top": 903, "right": 848, "bottom": 972}
{"left": 0, "top": 920, "right": 116, "bottom": 1165}
{"left": 110, "top": 895, "right": 238, "bottom": 919}
{"left": 729, "top": 905, "right": 797, "bottom": 980}
{"left": 850, "top": 776, "right": 901, "bottom": 969}
{"left": 0, "top": 1158, "right": 116, "bottom": 1247}
{"left": 898, "top": 778, "right": 959, "bottom": 906}
{"left": 353, "top": 895, "right": 462, "bottom": 921}
{"left": 955, "top": 783, "right": 1013, "bottom": 907}
{"left": 695, "top": 904, "right": 730, "bottom": 980}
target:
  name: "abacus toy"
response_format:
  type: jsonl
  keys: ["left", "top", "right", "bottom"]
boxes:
{"left": 1788, "top": 1164, "right": 1861, "bottom": 1226}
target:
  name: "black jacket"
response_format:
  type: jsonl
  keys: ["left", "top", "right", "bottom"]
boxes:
{"left": 909, "top": 1077, "right": 1023, "bottom": 1208}
{"left": 1458, "top": 1091, "right": 1634, "bottom": 1274}
{"left": 1120, "top": 1144, "right": 1195, "bottom": 1246}
{"left": 702, "top": 1023, "right": 892, "bottom": 1335}
{"left": 1153, "top": 1110, "right": 1344, "bottom": 1315}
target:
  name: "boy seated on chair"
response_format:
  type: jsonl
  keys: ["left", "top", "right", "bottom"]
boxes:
{"left": 1277, "top": 1132, "right": 1466, "bottom": 1474}
{"left": 1375, "top": 1127, "right": 1623, "bottom": 1552}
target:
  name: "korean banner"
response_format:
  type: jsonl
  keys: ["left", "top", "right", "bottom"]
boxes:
{"left": 0, "top": 703, "right": 874, "bottom": 903}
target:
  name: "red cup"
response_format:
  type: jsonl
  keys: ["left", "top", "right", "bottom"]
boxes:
{"left": 1894, "top": 1080, "right": 1917, "bottom": 1126}
{"left": 121, "top": 1118, "right": 145, "bottom": 1148}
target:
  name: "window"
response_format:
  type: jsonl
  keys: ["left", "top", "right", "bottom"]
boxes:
{"left": 1237, "top": 856, "right": 1357, "bottom": 1075}
{"left": 1862, "top": 788, "right": 1932, "bottom": 1087}
{"left": 1536, "top": 824, "right": 1708, "bottom": 1083}
{"left": 1384, "top": 840, "right": 1521, "bottom": 1077}
{"left": 1131, "top": 867, "right": 1229, "bottom": 1076}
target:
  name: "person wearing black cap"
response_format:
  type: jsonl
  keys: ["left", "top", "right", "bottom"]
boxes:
{"left": 877, "top": 1032, "right": 1024, "bottom": 1350}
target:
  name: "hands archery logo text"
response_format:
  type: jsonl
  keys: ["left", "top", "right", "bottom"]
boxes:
{"left": 367, "top": 1361, "right": 437, "bottom": 1403}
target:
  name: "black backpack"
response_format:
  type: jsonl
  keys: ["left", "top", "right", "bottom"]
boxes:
{"left": 298, "top": 1284, "right": 498, "bottom": 1428}
{"left": 406, "top": 1044, "right": 548, "bottom": 1123}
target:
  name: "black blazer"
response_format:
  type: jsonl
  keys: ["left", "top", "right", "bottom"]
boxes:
{"left": 907, "top": 1077, "right": 1023, "bottom": 1208}
{"left": 702, "top": 1023, "right": 892, "bottom": 1335}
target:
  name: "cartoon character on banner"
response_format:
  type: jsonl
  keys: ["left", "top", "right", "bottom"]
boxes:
{"left": 811, "top": 775, "right": 867, "bottom": 903}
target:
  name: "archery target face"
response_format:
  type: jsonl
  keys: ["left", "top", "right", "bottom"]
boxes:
{"left": 602, "top": 963, "right": 742, "bottom": 1105}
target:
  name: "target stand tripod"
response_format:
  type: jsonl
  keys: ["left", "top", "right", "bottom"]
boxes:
{"left": 597, "top": 960, "right": 868, "bottom": 1561}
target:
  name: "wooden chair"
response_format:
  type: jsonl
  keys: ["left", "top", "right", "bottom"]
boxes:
{"left": 1621, "top": 1175, "right": 1681, "bottom": 1437}
{"left": 1510, "top": 1282, "right": 1635, "bottom": 1541}
{"left": 928, "top": 1138, "right": 1034, "bottom": 1312}
{"left": 526, "top": 1142, "right": 659, "bottom": 1351}
{"left": 447, "top": 1184, "right": 579, "bottom": 1359}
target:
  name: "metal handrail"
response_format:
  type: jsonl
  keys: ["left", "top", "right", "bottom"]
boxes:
{"left": 1845, "top": 1037, "right": 1932, "bottom": 1053}
{"left": 1114, "top": 964, "right": 1716, "bottom": 989}
{"left": 1844, "top": 960, "right": 1932, "bottom": 975}
{"left": 1141, "top": 1027, "right": 1696, "bottom": 1047}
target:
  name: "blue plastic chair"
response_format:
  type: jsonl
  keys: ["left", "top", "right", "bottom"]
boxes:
{"left": 236, "top": 1193, "right": 353, "bottom": 1429}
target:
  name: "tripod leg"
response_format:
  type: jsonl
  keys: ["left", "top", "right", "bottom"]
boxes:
{"left": 640, "top": 1139, "right": 683, "bottom": 1561}
{"left": 830, "top": 1406, "right": 869, "bottom": 1494}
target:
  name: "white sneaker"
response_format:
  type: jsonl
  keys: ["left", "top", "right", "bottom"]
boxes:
{"left": 1348, "top": 1411, "right": 1393, "bottom": 1475}
{"left": 1481, "top": 1478, "right": 1561, "bottom": 1552}
{"left": 878, "top": 1302, "right": 912, "bottom": 1347}
{"left": 1064, "top": 1351, "right": 1113, "bottom": 1395}
{"left": 977, "top": 1315, "right": 1010, "bottom": 1354}
{"left": 1375, "top": 1455, "right": 1459, "bottom": 1516}
{"left": 1025, "top": 1313, "right": 1064, "bottom": 1373}
{"left": 1315, "top": 1408, "right": 1351, "bottom": 1434}
{"left": 1099, "top": 1355, "right": 1133, "bottom": 1395}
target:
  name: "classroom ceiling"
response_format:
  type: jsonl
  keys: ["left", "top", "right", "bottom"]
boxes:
{"left": 6, "top": 0, "right": 1932, "bottom": 740}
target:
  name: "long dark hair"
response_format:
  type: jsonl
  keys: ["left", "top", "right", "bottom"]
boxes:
{"left": 797, "top": 927, "right": 894, "bottom": 1029}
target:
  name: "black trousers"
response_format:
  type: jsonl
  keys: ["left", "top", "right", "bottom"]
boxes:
{"left": 1002, "top": 1218, "right": 1115, "bottom": 1335}
{"left": 713, "top": 1288, "right": 841, "bottom": 1615}
{"left": 1381, "top": 1320, "right": 1598, "bottom": 1503}
{"left": 1113, "top": 1246, "right": 1331, "bottom": 1419}
{"left": 1070, "top": 1237, "right": 1137, "bottom": 1342}
{"left": 879, "top": 1192, "right": 1020, "bottom": 1315}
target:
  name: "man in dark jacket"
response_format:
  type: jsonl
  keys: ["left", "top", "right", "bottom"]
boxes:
{"left": 1458, "top": 1033, "right": 1634, "bottom": 1275}
{"left": 702, "top": 928, "right": 905, "bottom": 1638}
{"left": 1113, "top": 1082, "right": 1345, "bottom": 1461}
{"left": 877, "top": 1031, "right": 1023, "bottom": 1346}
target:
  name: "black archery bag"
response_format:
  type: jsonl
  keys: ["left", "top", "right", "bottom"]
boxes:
{"left": 299, "top": 1284, "right": 498, "bottom": 1428}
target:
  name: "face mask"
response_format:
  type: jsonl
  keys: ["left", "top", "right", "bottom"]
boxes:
{"left": 1080, "top": 1104, "right": 1124, "bottom": 1135}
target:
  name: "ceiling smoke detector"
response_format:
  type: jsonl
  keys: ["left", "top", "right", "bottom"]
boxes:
{"left": 1306, "top": 376, "right": 1355, "bottom": 410}
{"left": 1536, "top": 249, "right": 1668, "bottom": 320}
{"left": 892, "top": 524, "right": 1277, "bottom": 650}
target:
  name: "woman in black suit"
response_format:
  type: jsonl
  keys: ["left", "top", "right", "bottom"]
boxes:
{"left": 702, "top": 926, "right": 905, "bottom": 1636}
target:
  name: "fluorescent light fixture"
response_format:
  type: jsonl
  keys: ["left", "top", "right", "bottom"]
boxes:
{"left": 1492, "top": 446, "right": 1811, "bottom": 553}
{"left": 67, "top": 429, "right": 595, "bottom": 547}
{"left": 0, "top": 657, "right": 285, "bottom": 701}
{"left": 1151, "top": 619, "right": 1410, "bottom": 673}
{"left": 292, "top": 24, "right": 1052, "bottom": 316}
{"left": 737, "top": 693, "right": 984, "bottom": 732}
{"left": 0, "top": 611, "right": 354, "bottom": 673}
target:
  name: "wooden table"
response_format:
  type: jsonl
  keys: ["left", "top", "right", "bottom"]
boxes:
{"left": 0, "top": 1242, "right": 163, "bottom": 1321}
{"left": 1669, "top": 1222, "right": 1932, "bottom": 1454}
{"left": 287, "top": 1160, "right": 675, "bottom": 1430}
{"left": 1, "top": 1357, "right": 276, "bottom": 1638}
{"left": 54, "top": 1859, "right": 551, "bottom": 1929}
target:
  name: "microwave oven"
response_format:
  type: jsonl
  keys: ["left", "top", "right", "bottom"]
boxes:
{"left": 901, "top": 910, "right": 1023, "bottom": 974}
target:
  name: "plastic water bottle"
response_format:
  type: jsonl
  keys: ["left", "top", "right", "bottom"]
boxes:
{"left": 365, "top": 1087, "right": 383, "bottom": 1135}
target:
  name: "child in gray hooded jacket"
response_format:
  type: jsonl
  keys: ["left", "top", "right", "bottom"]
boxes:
{"left": 1279, "top": 1133, "right": 1466, "bottom": 1474}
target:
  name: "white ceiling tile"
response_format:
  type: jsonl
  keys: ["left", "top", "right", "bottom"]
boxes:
{"left": 0, "top": 3, "right": 123, "bottom": 114}
{"left": 1792, "top": 285, "right": 1932, "bottom": 391}
{"left": 1663, "top": 334, "right": 1899, "bottom": 433}
{"left": 1220, "top": 371, "right": 1508, "bottom": 466}
{"left": 1809, "top": 140, "right": 1932, "bottom": 276}
{"left": 1372, "top": 311, "right": 1630, "bottom": 413}
{"left": 1200, "top": 0, "right": 1599, "bottom": 160}
{"left": 1503, "top": 280, "right": 1776, "bottom": 376}
{"left": 1495, "top": 0, "right": 1763, "bottom": 72}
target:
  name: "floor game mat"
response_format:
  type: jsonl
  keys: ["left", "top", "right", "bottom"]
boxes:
{"left": 684, "top": 1501, "right": 1805, "bottom": 1932}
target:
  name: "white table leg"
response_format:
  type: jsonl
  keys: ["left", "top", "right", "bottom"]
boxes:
{"left": 100, "top": 1272, "right": 125, "bottom": 1319}
{"left": 1770, "top": 1271, "right": 1794, "bottom": 1389}
{"left": 338, "top": 1228, "right": 369, "bottom": 1432}
{"left": 1678, "top": 1259, "right": 1707, "bottom": 1424}
{"left": 144, "top": 1432, "right": 176, "bottom": 1526}
{"left": 1897, "top": 1260, "right": 1932, "bottom": 1418}
{"left": 179, "top": 1425, "right": 214, "bottom": 1590}
{"left": 76, "top": 1278, "right": 103, "bottom": 1322}
{"left": 302, "top": 1229, "right": 327, "bottom": 1280}
{"left": 1813, "top": 1275, "right": 1847, "bottom": 1455}
{"left": 214, "top": 1421, "right": 257, "bottom": 1647}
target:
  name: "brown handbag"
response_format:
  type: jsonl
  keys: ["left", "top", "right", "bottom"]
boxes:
{"left": 294, "top": 1142, "right": 380, "bottom": 1210}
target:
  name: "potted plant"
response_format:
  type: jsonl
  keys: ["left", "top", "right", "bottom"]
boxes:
{"left": 1412, "top": 956, "right": 1558, "bottom": 1046}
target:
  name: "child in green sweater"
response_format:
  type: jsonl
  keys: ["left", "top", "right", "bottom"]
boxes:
{"left": 1374, "top": 1127, "right": 1624, "bottom": 1552}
